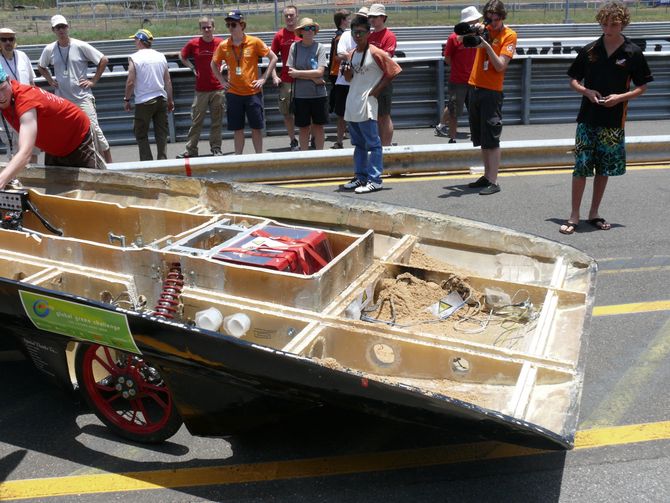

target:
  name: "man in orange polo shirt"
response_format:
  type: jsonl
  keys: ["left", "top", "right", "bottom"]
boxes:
{"left": 211, "top": 10, "right": 278, "bottom": 155}
{"left": 0, "top": 64, "right": 102, "bottom": 189}
{"left": 466, "top": 0, "right": 516, "bottom": 195}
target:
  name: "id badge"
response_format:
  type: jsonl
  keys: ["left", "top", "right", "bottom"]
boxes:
{"left": 235, "top": 66, "right": 242, "bottom": 76}
{"left": 62, "top": 69, "right": 69, "bottom": 77}
{"left": 483, "top": 61, "right": 489, "bottom": 71}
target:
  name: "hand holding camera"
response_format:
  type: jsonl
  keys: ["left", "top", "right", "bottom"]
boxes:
{"left": 454, "top": 21, "right": 489, "bottom": 48}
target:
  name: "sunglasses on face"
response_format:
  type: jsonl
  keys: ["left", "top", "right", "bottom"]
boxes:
{"left": 352, "top": 30, "right": 369, "bottom": 37}
{"left": 54, "top": 24, "right": 68, "bottom": 30}
{"left": 225, "top": 22, "right": 238, "bottom": 28}
{"left": 200, "top": 26, "right": 213, "bottom": 30}
{"left": 284, "top": 13, "right": 295, "bottom": 18}
{"left": 0, "top": 37, "right": 14, "bottom": 42}
{"left": 302, "top": 26, "right": 317, "bottom": 32}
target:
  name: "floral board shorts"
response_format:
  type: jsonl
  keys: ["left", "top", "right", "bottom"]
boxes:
{"left": 573, "top": 123, "right": 626, "bottom": 177}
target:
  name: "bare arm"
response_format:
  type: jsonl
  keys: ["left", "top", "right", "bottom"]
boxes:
{"left": 123, "top": 58, "right": 136, "bottom": 112}
{"left": 0, "top": 109, "right": 38, "bottom": 189}
{"left": 254, "top": 49, "right": 278, "bottom": 89}
{"left": 179, "top": 53, "right": 197, "bottom": 77}
{"left": 477, "top": 40, "right": 512, "bottom": 73}
{"left": 80, "top": 55, "right": 108, "bottom": 89}
{"left": 164, "top": 66, "right": 174, "bottom": 112}
{"left": 210, "top": 58, "right": 229, "bottom": 91}
{"left": 37, "top": 65, "right": 58, "bottom": 88}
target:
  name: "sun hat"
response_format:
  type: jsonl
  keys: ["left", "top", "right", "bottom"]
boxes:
{"left": 50, "top": 15, "right": 68, "bottom": 27}
{"left": 368, "top": 4, "right": 386, "bottom": 16}
{"left": 0, "top": 28, "right": 16, "bottom": 36}
{"left": 131, "top": 28, "right": 154, "bottom": 43}
{"left": 225, "top": 9, "right": 244, "bottom": 21}
{"left": 460, "top": 6, "right": 483, "bottom": 23}
{"left": 296, "top": 17, "right": 319, "bottom": 31}
{"left": 355, "top": 6, "right": 369, "bottom": 16}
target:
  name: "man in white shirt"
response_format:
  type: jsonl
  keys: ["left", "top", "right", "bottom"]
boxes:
{"left": 123, "top": 29, "right": 174, "bottom": 161}
{"left": 37, "top": 15, "right": 112, "bottom": 162}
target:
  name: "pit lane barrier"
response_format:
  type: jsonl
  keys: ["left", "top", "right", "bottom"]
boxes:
{"left": 106, "top": 135, "right": 670, "bottom": 183}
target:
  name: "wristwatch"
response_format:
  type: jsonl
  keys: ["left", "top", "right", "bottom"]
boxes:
{"left": 123, "top": 98, "right": 130, "bottom": 101}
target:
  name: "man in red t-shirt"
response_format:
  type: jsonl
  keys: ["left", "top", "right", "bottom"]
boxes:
{"left": 178, "top": 16, "right": 225, "bottom": 158}
{"left": 367, "top": 3, "right": 397, "bottom": 146}
{"left": 0, "top": 70, "right": 102, "bottom": 189}
{"left": 435, "top": 6, "right": 480, "bottom": 142}
{"left": 270, "top": 5, "right": 301, "bottom": 151}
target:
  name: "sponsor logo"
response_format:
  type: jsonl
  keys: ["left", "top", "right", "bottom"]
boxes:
{"left": 32, "top": 299, "right": 50, "bottom": 318}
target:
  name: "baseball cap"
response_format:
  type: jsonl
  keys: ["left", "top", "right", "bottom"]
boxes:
{"left": 368, "top": 4, "right": 386, "bottom": 16}
{"left": 131, "top": 28, "right": 154, "bottom": 43}
{"left": 51, "top": 15, "right": 68, "bottom": 28}
{"left": 225, "top": 9, "right": 244, "bottom": 21}
{"left": 460, "top": 6, "right": 483, "bottom": 23}
{"left": 0, "top": 63, "right": 7, "bottom": 83}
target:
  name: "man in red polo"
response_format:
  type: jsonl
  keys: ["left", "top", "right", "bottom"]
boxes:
{"left": 0, "top": 64, "right": 101, "bottom": 189}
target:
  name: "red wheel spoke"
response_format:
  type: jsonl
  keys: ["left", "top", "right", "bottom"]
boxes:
{"left": 133, "top": 399, "right": 152, "bottom": 426}
{"left": 144, "top": 390, "right": 169, "bottom": 410}
{"left": 93, "top": 382, "right": 115, "bottom": 392}
{"left": 91, "top": 352, "right": 116, "bottom": 376}
{"left": 103, "top": 392, "right": 122, "bottom": 404}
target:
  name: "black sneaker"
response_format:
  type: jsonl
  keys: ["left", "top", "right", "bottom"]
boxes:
{"left": 448, "top": 138, "right": 457, "bottom": 144}
{"left": 468, "top": 175, "right": 490, "bottom": 188}
{"left": 479, "top": 183, "right": 501, "bottom": 195}
{"left": 290, "top": 139, "right": 299, "bottom": 151}
{"left": 434, "top": 125, "right": 449, "bottom": 137}
{"left": 211, "top": 147, "right": 223, "bottom": 156}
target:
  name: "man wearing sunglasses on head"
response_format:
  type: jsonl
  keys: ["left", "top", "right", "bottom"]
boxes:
{"left": 466, "top": 0, "right": 517, "bottom": 196}
{"left": 177, "top": 16, "right": 225, "bottom": 158}
{"left": 211, "top": 10, "right": 278, "bottom": 155}
{"left": 38, "top": 15, "right": 113, "bottom": 163}
{"left": 0, "top": 27, "right": 37, "bottom": 163}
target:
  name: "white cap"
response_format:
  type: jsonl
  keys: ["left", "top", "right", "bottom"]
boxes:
{"left": 460, "top": 6, "right": 483, "bottom": 23}
{"left": 368, "top": 4, "right": 386, "bottom": 16}
{"left": 51, "top": 15, "right": 68, "bottom": 27}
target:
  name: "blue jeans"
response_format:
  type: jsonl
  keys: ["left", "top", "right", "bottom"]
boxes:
{"left": 348, "top": 120, "right": 383, "bottom": 185}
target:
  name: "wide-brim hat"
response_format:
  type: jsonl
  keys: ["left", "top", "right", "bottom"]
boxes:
{"left": 130, "top": 28, "right": 154, "bottom": 43}
{"left": 368, "top": 4, "right": 386, "bottom": 16}
{"left": 296, "top": 17, "right": 319, "bottom": 31}
{"left": 460, "top": 6, "right": 483, "bottom": 23}
{"left": 0, "top": 28, "right": 16, "bottom": 36}
{"left": 356, "top": 6, "right": 369, "bottom": 16}
{"left": 51, "top": 15, "right": 68, "bottom": 27}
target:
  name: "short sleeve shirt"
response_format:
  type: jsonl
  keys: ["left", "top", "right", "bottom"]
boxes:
{"left": 368, "top": 27, "right": 397, "bottom": 57}
{"left": 2, "top": 81, "right": 89, "bottom": 156}
{"left": 212, "top": 35, "right": 270, "bottom": 96}
{"left": 568, "top": 35, "right": 653, "bottom": 128}
{"left": 287, "top": 41, "right": 328, "bottom": 99}
{"left": 468, "top": 25, "right": 517, "bottom": 91}
{"left": 181, "top": 36, "right": 224, "bottom": 92}
{"left": 271, "top": 28, "right": 300, "bottom": 83}
{"left": 335, "top": 30, "right": 355, "bottom": 86}
{"left": 444, "top": 32, "right": 477, "bottom": 84}
{"left": 1, "top": 50, "right": 34, "bottom": 85}
{"left": 38, "top": 38, "right": 104, "bottom": 104}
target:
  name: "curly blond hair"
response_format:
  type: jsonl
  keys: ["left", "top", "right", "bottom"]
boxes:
{"left": 596, "top": 2, "right": 630, "bottom": 28}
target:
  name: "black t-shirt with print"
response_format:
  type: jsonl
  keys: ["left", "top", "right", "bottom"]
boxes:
{"left": 568, "top": 35, "right": 653, "bottom": 128}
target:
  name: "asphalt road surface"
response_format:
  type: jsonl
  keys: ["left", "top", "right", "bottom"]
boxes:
{"left": 1, "top": 121, "right": 669, "bottom": 502}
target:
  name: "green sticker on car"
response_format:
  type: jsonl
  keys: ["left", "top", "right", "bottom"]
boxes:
{"left": 19, "top": 290, "right": 140, "bottom": 354}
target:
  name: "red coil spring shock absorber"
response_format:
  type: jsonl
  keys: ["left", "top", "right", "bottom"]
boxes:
{"left": 153, "top": 263, "right": 183, "bottom": 319}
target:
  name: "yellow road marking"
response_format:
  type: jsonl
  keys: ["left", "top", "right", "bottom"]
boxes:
{"left": 1, "top": 420, "right": 669, "bottom": 500}
{"left": 593, "top": 300, "right": 670, "bottom": 316}
{"left": 599, "top": 266, "right": 670, "bottom": 275}
{"left": 281, "top": 163, "right": 670, "bottom": 189}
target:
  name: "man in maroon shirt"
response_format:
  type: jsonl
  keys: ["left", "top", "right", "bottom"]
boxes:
{"left": 270, "top": 5, "right": 301, "bottom": 151}
{"left": 367, "top": 3, "right": 397, "bottom": 146}
{"left": 0, "top": 65, "right": 101, "bottom": 189}
{"left": 178, "top": 16, "right": 225, "bottom": 158}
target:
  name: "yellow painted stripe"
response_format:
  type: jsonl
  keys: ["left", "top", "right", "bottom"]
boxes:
{"left": 1, "top": 420, "right": 669, "bottom": 500}
{"left": 593, "top": 300, "right": 670, "bottom": 316}
{"left": 280, "top": 163, "right": 670, "bottom": 188}
{"left": 599, "top": 265, "right": 670, "bottom": 275}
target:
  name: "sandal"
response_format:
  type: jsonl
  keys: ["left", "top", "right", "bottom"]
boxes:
{"left": 559, "top": 221, "right": 578, "bottom": 235}
{"left": 587, "top": 218, "right": 611, "bottom": 231}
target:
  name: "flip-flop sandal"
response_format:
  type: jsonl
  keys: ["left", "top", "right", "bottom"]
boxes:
{"left": 559, "top": 221, "right": 578, "bottom": 235}
{"left": 587, "top": 218, "right": 611, "bottom": 230}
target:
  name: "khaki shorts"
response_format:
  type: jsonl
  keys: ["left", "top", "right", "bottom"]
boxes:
{"left": 278, "top": 82, "right": 293, "bottom": 116}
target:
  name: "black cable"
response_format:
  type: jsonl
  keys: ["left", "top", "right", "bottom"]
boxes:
{"left": 25, "top": 199, "right": 63, "bottom": 236}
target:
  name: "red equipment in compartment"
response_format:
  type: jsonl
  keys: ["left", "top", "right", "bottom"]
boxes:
{"left": 213, "top": 225, "right": 333, "bottom": 275}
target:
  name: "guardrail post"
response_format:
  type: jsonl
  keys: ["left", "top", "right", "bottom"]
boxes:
{"left": 436, "top": 58, "right": 445, "bottom": 124}
{"left": 522, "top": 58, "right": 532, "bottom": 125}
{"left": 168, "top": 111, "right": 176, "bottom": 144}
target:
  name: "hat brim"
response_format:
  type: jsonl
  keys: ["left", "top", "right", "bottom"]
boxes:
{"left": 461, "top": 13, "right": 482, "bottom": 23}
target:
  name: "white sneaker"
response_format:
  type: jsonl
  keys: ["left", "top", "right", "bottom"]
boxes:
{"left": 341, "top": 178, "right": 364, "bottom": 190}
{"left": 354, "top": 181, "right": 383, "bottom": 194}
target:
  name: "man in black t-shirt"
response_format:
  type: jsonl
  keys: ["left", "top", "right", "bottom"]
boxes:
{"left": 559, "top": 1, "right": 653, "bottom": 235}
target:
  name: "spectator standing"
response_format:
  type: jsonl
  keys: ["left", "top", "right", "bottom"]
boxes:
{"left": 287, "top": 17, "right": 328, "bottom": 151}
{"left": 211, "top": 10, "right": 278, "bottom": 155}
{"left": 435, "top": 6, "right": 480, "bottom": 143}
{"left": 177, "top": 16, "right": 225, "bottom": 158}
{"left": 37, "top": 15, "right": 112, "bottom": 163}
{"left": 340, "top": 15, "right": 401, "bottom": 194}
{"left": 367, "top": 3, "right": 397, "bottom": 147}
{"left": 0, "top": 65, "right": 103, "bottom": 190}
{"left": 123, "top": 29, "right": 174, "bottom": 161}
{"left": 328, "top": 9, "right": 351, "bottom": 149}
{"left": 559, "top": 2, "right": 652, "bottom": 235}
{"left": 0, "top": 27, "right": 38, "bottom": 163}
{"left": 466, "top": 0, "right": 517, "bottom": 195}
{"left": 270, "top": 5, "right": 301, "bottom": 151}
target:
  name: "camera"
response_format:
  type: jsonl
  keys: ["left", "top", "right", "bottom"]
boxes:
{"left": 454, "top": 21, "right": 489, "bottom": 48}
{"left": 340, "top": 61, "right": 352, "bottom": 74}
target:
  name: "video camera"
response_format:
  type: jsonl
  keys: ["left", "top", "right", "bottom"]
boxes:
{"left": 454, "top": 20, "right": 490, "bottom": 48}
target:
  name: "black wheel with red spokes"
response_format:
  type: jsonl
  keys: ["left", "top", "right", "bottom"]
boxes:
{"left": 75, "top": 343, "right": 182, "bottom": 443}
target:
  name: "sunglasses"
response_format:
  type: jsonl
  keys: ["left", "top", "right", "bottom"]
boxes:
{"left": 0, "top": 37, "right": 14, "bottom": 42}
{"left": 54, "top": 24, "right": 68, "bottom": 30}
{"left": 352, "top": 30, "right": 369, "bottom": 37}
{"left": 200, "top": 26, "right": 213, "bottom": 30}
{"left": 225, "top": 22, "right": 238, "bottom": 28}
{"left": 301, "top": 26, "right": 317, "bottom": 32}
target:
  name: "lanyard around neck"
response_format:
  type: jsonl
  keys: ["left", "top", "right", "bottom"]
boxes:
{"left": 56, "top": 43, "right": 70, "bottom": 68}
{"left": 1, "top": 54, "right": 17, "bottom": 80}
